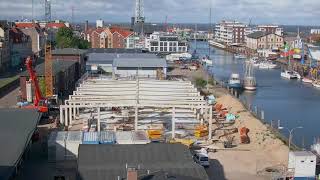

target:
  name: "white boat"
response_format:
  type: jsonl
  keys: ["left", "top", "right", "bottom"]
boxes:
{"left": 234, "top": 54, "right": 247, "bottom": 59}
{"left": 293, "top": 71, "right": 302, "bottom": 79}
{"left": 281, "top": 70, "right": 298, "bottom": 79}
{"left": 228, "top": 73, "right": 242, "bottom": 89}
{"left": 258, "top": 61, "right": 278, "bottom": 69}
{"left": 201, "top": 57, "right": 213, "bottom": 65}
{"left": 312, "top": 81, "right": 320, "bottom": 88}
{"left": 243, "top": 62, "right": 257, "bottom": 91}
{"left": 302, "top": 77, "right": 313, "bottom": 84}
{"left": 166, "top": 53, "right": 192, "bottom": 61}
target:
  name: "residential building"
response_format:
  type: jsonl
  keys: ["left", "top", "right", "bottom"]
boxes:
{"left": 146, "top": 32, "right": 188, "bottom": 53}
{"left": 125, "top": 35, "right": 145, "bottom": 49}
{"left": 246, "top": 31, "right": 284, "bottom": 56}
{"left": 77, "top": 143, "right": 209, "bottom": 180}
{"left": 214, "top": 20, "right": 249, "bottom": 44}
{"left": 96, "top": 19, "right": 103, "bottom": 28}
{"left": 15, "top": 22, "right": 45, "bottom": 57}
{"left": 257, "top": 25, "right": 283, "bottom": 36}
{"left": 311, "top": 29, "right": 320, "bottom": 35}
{"left": 9, "top": 27, "right": 32, "bottom": 68}
{"left": 109, "top": 27, "right": 134, "bottom": 49}
{"left": 284, "top": 35, "right": 302, "bottom": 49}
{"left": 0, "top": 20, "right": 11, "bottom": 72}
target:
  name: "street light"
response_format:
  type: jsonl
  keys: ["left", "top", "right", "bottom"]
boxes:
{"left": 278, "top": 126, "right": 303, "bottom": 151}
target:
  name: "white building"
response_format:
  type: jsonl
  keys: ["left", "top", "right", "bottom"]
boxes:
{"left": 146, "top": 32, "right": 188, "bottom": 53}
{"left": 288, "top": 151, "right": 317, "bottom": 178}
{"left": 257, "top": 25, "right": 283, "bottom": 36}
{"left": 214, "top": 21, "right": 249, "bottom": 45}
{"left": 311, "top": 29, "right": 320, "bottom": 35}
{"left": 96, "top": 19, "right": 104, "bottom": 28}
{"left": 126, "top": 35, "right": 145, "bottom": 49}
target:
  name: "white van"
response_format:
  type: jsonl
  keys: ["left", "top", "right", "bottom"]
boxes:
{"left": 193, "top": 148, "right": 210, "bottom": 167}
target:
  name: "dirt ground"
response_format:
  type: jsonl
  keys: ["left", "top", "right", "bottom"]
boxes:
{"left": 0, "top": 87, "right": 19, "bottom": 108}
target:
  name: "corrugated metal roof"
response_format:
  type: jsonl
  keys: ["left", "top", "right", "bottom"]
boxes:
{"left": 20, "top": 60, "right": 76, "bottom": 77}
{"left": 66, "top": 131, "right": 83, "bottom": 142}
{"left": 83, "top": 132, "right": 99, "bottom": 144}
{"left": 247, "top": 31, "right": 273, "bottom": 39}
{"left": 87, "top": 48, "right": 143, "bottom": 54}
{"left": 87, "top": 53, "right": 158, "bottom": 65}
{"left": 99, "top": 131, "right": 116, "bottom": 144}
{"left": 78, "top": 143, "right": 208, "bottom": 180}
{"left": 0, "top": 108, "right": 41, "bottom": 180}
{"left": 113, "top": 57, "right": 167, "bottom": 68}
{"left": 291, "top": 151, "right": 316, "bottom": 157}
{"left": 52, "top": 48, "right": 87, "bottom": 55}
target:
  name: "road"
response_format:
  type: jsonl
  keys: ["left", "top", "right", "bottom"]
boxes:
{"left": 0, "top": 87, "right": 19, "bottom": 108}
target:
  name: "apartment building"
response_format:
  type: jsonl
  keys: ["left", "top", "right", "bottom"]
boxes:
{"left": 15, "top": 22, "right": 45, "bottom": 57}
{"left": 146, "top": 32, "right": 188, "bottom": 53}
{"left": 214, "top": 21, "right": 249, "bottom": 44}
{"left": 246, "top": 31, "right": 284, "bottom": 50}
{"left": 9, "top": 27, "right": 32, "bottom": 68}
{"left": 257, "top": 25, "right": 283, "bottom": 36}
{"left": 0, "top": 20, "right": 11, "bottom": 72}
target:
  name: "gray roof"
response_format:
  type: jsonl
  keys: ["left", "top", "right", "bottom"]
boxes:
{"left": 52, "top": 48, "right": 87, "bottom": 55}
{"left": 247, "top": 31, "right": 273, "bottom": 39}
{"left": 87, "top": 53, "right": 160, "bottom": 65}
{"left": 20, "top": 60, "right": 76, "bottom": 77}
{"left": 87, "top": 48, "right": 143, "bottom": 54}
{"left": 0, "top": 108, "right": 41, "bottom": 180}
{"left": 113, "top": 57, "right": 167, "bottom": 68}
{"left": 78, "top": 143, "right": 208, "bottom": 180}
{"left": 291, "top": 151, "right": 316, "bottom": 157}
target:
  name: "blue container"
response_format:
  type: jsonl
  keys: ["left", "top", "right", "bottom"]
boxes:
{"left": 99, "top": 131, "right": 116, "bottom": 144}
{"left": 83, "top": 132, "right": 99, "bottom": 144}
{"left": 294, "top": 177, "right": 316, "bottom": 180}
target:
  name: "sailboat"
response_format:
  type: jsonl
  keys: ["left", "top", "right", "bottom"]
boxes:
{"left": 244, "top": 62, "right": 257, "bottom": 90}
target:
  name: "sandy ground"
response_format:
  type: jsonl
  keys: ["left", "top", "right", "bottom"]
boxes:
{"left": 169, "top": 66, "right": 289, "bottom": 179}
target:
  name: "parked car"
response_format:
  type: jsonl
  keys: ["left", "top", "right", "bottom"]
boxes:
{"left": 193, "top": 148, "right": 210, "bottom": 167}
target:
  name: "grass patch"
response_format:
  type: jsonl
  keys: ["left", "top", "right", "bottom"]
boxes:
{"left": 0, "top": 75, "right": 19, "bottom": 89}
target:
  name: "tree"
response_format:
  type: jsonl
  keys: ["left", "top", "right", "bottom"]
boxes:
{"left": 55, "top": 27, "right": 90, "bottom": 49}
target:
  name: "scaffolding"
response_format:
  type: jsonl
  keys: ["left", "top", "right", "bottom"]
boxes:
{"left": 60, "top": 77, "right": 213, "bottom": 140}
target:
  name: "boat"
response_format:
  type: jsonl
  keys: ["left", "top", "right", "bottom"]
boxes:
{"left": 201, "top": 56, "right": 213, "bottom": 66}
{"left": 293, "top": 71, "right": 302, "bottom": 79}
{"left": 281, "top": 70, "right": 298, "bottom": 79}
{"left": 228, "top": 73, "right": 242, "bottom": 89}
{"left": 312, "top": 81, "right": 320, "bottom": 88}
{"left": 166, "top": 53, "right": 192, "bottom": 61}
{"left": 243, "top": 62, "right": 257, "bottom": 91}
{"left": 258, "top": 61, "right": 278, "bottom": 69}
{"left": 234, "top": 54, "right": 247, "bottom": 59}
{"left": 302, "top": 77, "right": 313, "bottom": 84}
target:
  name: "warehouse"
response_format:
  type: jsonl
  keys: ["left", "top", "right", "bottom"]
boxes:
{"left": 113, "top": 57, "right": 167, "bottom": 78}
{"left": 20, "top": 60, "right": 77, "bottom": 101}
{"left": 77, "top": 143, "right": 209, "bottom": 180}
{"left": 0, "top": 109, "right": 41, "bottom": 180}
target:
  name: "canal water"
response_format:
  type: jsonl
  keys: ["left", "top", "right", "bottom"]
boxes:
{"left": 191, "top": 41, "right": 320, "bottom": 148}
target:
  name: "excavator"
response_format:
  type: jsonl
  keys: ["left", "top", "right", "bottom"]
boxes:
{"left": 23, "top": 56, "right": 49, "bottom": 113}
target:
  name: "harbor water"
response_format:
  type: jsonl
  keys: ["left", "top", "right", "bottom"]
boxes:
{"left": 191, "top": 41, "right": 320, "bottom": 148}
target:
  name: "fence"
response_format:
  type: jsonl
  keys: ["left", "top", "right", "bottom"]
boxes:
{"left": 213, "top": 79, "right": 300, "bottom": 150}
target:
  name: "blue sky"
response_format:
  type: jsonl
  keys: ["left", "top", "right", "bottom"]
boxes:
{"left": 0, "top": 0, "right": 319, "bottom": 25}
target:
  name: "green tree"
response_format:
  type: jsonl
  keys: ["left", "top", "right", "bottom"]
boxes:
{"left": 56, "top": 27, "right": 90, "bottom": 49}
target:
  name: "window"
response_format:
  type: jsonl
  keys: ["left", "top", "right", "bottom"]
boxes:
{"left": 311, "top": 160, "right": 314, "bottom": 162}
{"left": 160, "top": 47, "right": 163, "bottom": 51}
{"left": 301, "top": 161, "right": 305, "bottom": 163}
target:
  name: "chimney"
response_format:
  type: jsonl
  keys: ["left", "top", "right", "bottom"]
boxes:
{"left": 84, "top": 20, "right": 88, "bottom": 33}
{"left": 127, "top": 167, "right": 138, "bottom": 180}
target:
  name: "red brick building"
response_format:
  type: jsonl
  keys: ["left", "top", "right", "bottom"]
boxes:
{"left": 109, "top": 27, "right": 134, "bottom": 48}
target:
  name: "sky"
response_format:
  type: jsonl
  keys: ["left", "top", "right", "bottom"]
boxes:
{"left": 0, "top": 0, "right": 320, "bottom": 25}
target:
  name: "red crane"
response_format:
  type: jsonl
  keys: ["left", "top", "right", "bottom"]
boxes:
{"left": 24, "top": 56, "right": 48, "bottom": 113}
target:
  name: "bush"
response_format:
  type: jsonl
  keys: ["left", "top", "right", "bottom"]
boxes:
{"left": 195, "top": 78, "right": 207, "bottom": 88}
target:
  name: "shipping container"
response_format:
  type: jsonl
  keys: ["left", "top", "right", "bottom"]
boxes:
{"left": 116, "top": 131, "right": 134, "bottom": 144}
{"left": 99, "top": 131, "right": 116, "bottom": 144}
{"left": 48, "top": 131, "right": 67, "bottom": 162}
{"left": 132, "top": 131, "right": 150, "bottom": 144}
{"left": 289, "top": 151, "right": 317, "bottom": 178}
{"left": 65, "top": 131, "right": 83, "bottom": 160}
{"left": 83, "top": 132, "right": 99, "bottom": 144}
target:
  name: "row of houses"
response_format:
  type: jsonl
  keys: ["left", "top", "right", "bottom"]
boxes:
{"left": 0, "top": 20, "right": 69, "bottom": 72}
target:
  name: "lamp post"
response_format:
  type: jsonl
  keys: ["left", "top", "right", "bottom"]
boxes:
{"left": 278, "top": 126, "right": 303, "bottom": 151}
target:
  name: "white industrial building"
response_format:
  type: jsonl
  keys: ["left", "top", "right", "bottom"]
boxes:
{"left": 288, "top": 151, "right": 317, "bottom": 178}
{"left": 112, "top": 57, "right": 167, "bottom": 78}
{"left": 59, "top": 77, "right": 213, "bottom": 140}
{"left": 146, "top": 32, "right": 188, "bottom": 53}
{"left": 86, "top": 52, "right": 165, "bottom": 77}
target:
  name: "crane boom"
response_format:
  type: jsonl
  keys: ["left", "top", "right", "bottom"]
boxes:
{"left": 25, "top": 56, "right": 43, "bottom": 106}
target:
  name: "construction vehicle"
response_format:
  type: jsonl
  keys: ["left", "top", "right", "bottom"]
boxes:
{"left": 23, "top": 56, "right": 48, "bottom": 113}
